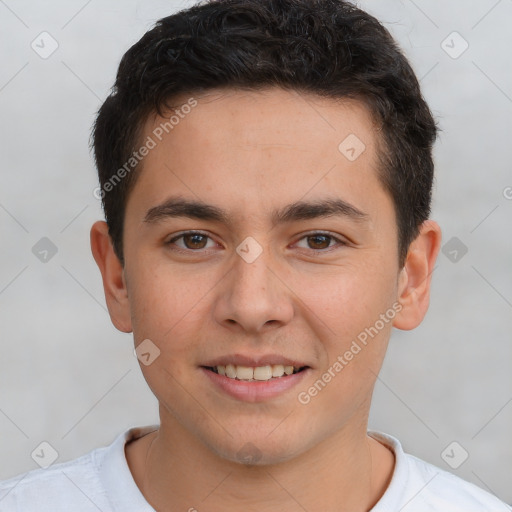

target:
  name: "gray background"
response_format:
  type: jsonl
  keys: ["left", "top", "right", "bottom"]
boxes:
{"left": 1, "top": 0, "right": 511, "bottom": 504}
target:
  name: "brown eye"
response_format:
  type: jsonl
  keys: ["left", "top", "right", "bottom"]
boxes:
{"left": 182, "top": 233, "right": 208, "bottom": 249}
{"left": 306, "top": 234, "right": 332, "bottom": 250}
{"left": 294, "top": 232, "right": 347, "bottom": 252}
{"left": 166, "top": 231, "right": 215, "bottom": 251}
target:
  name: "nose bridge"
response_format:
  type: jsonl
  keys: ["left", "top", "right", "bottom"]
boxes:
{"left": 231, "top": 237, "right": 276, "bottom": 304}
{"left": 214, "top": 236, "right": 293, "bottom": 331}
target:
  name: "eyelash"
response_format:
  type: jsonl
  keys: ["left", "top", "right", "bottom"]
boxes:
{"left": 165, "top": 230, "right": 348, "bottom": 254}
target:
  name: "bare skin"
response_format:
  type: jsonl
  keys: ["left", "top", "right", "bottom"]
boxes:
{"left": 91, "top": 87, "right": 441, "bottom": 511}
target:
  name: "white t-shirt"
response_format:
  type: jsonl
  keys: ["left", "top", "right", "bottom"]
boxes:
{"left": 0, "top": 425, "right": 510, "bottom": 511}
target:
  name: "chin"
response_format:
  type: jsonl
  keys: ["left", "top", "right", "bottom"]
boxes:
{"left": 203, "top": 428, "right": 304, "bottom": 467}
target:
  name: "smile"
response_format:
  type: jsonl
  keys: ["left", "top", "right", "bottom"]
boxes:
{"left": 201, "top": 364, "right": 311, "bottom": 402}
{"left": 206, "top": 364, "right": 306, "bottom": 381}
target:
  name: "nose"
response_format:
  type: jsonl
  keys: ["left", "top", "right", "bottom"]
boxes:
{"left": 213, "top": 242, "right": 294, "bottom": 334}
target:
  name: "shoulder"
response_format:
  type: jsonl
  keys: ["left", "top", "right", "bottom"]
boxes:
{"left": 0, "top": 446, "right": 110, "bottom": 512}
{"left": 0, "top": 425, "right": 159, "bottom": 512}
{"left": 369, "top": 431, "right": 511, "bottom": 512}
{"left": 404, "top": 452, "right": 511, "bottom": 511}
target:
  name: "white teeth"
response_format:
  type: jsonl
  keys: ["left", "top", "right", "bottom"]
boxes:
{"left": 225, "top": 364, "right": 236, "bottom": 379}
{"left": 272, "top": 364, "right": 284, "bottom": 377}
{"left": 212, "top": 364, "right": 302, "bottom": 381}
{"left": 236, "top": 365, "right": 254, "bottom": 380}
{"left": 253, "top": 365, "right": 272, "bottom": 381}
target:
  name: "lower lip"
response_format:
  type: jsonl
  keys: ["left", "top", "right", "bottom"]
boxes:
{"left": 201, "top": 367, "right": 310, "bottom": 402}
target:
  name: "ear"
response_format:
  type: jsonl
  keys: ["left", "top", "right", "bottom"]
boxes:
{"left": 393, "top": 220, "right": 442, "bottom": 330}
{"left": 90, "top": 220, "right": 133, "bottom": 333}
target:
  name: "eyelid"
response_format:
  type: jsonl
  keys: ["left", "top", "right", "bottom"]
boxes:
{"left": 166, "top": 230, "right": 218, "bottom": 249}
{"left": 291, "top": 230, "right": 348, "bottom": 251}
{"left": 167, "top": 229, "right": 211, "bottom": 240}
{"left": 165, "top": 230, "right": 348, "bottom": 253}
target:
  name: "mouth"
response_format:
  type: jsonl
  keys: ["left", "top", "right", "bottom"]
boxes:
{"left": 203, "top": 364, "right": 308, "bottom": 382}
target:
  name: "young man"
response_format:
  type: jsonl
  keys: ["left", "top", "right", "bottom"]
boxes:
{"left": 1, "top": 0, "right": 510, "bottom": 510}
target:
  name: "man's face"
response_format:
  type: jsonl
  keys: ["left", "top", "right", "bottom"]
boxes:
{"left": 120, "top": 88, "right": 404, "bottom": 463}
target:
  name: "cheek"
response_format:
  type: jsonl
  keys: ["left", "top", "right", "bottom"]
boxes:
{"left": 302, "top": 263, "right": 397, "bottom": 392}
{"left": 296, "top": 263, "right": 394, "bottom": 334}
{"left": 126, "top": 256, "right": 219, "bottom": 363}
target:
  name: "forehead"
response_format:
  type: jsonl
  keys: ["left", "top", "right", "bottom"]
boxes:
{"left": 144, "top": 87, "right": 379, "bottom": 154}
{"left": 126, "top": 87, "right": 390, "bottom": 228}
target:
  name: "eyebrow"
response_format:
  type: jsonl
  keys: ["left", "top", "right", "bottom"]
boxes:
{"left": 143, "top": 195, "right": 369, "bottom": 227}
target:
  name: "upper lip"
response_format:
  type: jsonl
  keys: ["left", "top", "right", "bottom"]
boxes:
{"left": 202, "top": 354, "right": 310, "bottom": 368}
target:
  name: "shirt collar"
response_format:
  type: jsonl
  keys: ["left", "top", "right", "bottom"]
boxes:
{"left": 100, "top": 424, "right": 159, "bottom": 512}
{"left": 367, "top": 430, "right": 409, "bottom": 511}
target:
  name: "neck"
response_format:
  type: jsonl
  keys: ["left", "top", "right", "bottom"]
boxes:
{"left": 126, "top": 413, "right": 394, "bottom": 512}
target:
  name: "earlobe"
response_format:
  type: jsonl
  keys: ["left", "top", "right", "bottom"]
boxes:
{"left": 393, "top": 220, "right": 442, "bottom": 331}
{"left": 90, "top": 220, "right": 133, "bottom": 333}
